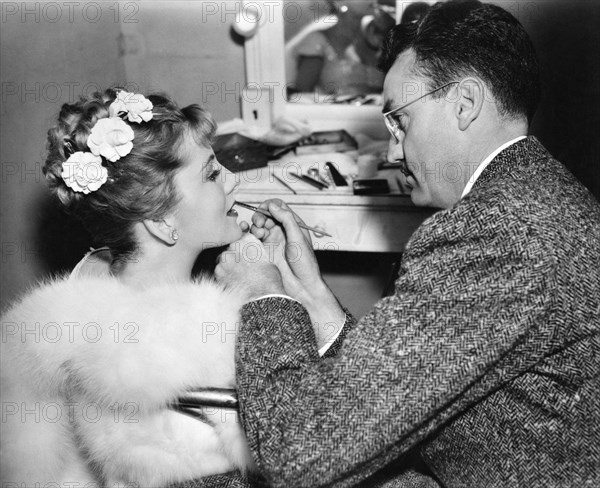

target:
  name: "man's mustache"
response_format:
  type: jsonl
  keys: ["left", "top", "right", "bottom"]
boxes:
{"left": 397, "top": 161, "right": 415, "bottom": 179}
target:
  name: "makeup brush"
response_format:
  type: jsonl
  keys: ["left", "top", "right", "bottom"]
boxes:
{"left": 234, "top": 201, "right": 332, "bottom": 237}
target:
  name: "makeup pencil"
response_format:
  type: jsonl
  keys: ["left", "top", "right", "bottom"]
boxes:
{"left": 234, "top": 201, "right": 332, "bottom": 237}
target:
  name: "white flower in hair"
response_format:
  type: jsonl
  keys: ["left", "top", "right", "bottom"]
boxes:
{"left": 61, "top": 152, "right": 108, "bottom": 194}
{"left": 87, "top": 117, "right": 134, "bottom": 162}
{"left": 109, "top": 90, "right": 154, "bottom": 123}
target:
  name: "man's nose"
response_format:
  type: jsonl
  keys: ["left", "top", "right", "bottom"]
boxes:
{"left": 387, "top": 136, "right": 404, "bottom": 163}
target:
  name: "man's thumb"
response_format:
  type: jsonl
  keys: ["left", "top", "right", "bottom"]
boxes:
{"left": 267, "top": 201, "right": 306, "bottom": 243}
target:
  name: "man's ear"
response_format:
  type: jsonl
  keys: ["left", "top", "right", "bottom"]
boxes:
{"left": 142, "top": 219, "right": 177, "bottom": 245}
{"left": 455, "top": 77, "right": 485, "bottom": 131}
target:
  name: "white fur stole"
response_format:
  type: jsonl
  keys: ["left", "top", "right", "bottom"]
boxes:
{"left": 1, "top": 276, "right": 254, "bottom": 487}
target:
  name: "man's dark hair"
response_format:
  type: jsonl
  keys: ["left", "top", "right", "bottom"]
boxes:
{"left": 379, "top": 0, "right": 541, "bottom": 123}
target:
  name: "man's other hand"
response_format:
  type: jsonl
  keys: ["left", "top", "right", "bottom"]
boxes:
{"left": 215, "top": 233, "right": 285, "bottom": 299}
{"left": 249, "top": 199, "right": 322, "bottom": 305}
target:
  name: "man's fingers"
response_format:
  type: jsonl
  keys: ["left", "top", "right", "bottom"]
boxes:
{"left": 251, "top": 211, "right": 268, "bottom": 228}
{"left": 250, "top": 224, "right": 268, "bottom": 240}
{"left": 253, "top": 217, "right": 276, "bottom": 230}
{"left": 251, "top": 212, "right": 277, "bottom": 231}
{"left": 267, "top": 201, "right": 310, "bottom": 247}
{"left": 260, "top": 198, "right": 284, "bottom": 210}
{"left": 259, "top": 199, "right": 283, "bottom": 229}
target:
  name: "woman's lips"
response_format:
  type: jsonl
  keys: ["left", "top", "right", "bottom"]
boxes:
{"left": 226, "top": 200, "right": 238, "bottom": 217}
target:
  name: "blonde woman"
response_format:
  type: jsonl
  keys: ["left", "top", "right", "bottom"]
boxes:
{"left": 1, "top": 89, "right": 268, "bottom": 487}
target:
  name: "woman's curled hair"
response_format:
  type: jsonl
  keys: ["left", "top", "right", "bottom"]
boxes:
{"left": 43, "top": 88, "right": 216, "bottom": 263}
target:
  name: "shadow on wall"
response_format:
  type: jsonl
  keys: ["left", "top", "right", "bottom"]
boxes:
{"left": 527, "top": 0, "right": 600, "bottom": 199}
{"left": 34, "top": 193, "right": 94, "bottom": 277}
{"left": 316, "top": 251, "right": 403, "bottom": 319}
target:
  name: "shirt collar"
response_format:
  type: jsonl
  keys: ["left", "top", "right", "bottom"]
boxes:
{"left": 460, "top": 136, "right": 527, "bottom": 199}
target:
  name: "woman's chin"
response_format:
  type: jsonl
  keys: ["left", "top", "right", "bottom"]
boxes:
{"left": 231, "top": 226, "right": 244, "bottom": 242}
{"left": 223, "top": 223, "right": 244, "bottom": 245}
{"left": 215, "top": 218, "right": 245, "bottom": 246}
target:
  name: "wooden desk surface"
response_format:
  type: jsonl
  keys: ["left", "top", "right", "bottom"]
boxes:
{"left": 233, "top": 152, "right": 434, "bottom": 252}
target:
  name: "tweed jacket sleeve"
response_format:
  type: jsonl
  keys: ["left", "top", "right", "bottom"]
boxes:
{"left": 237, "top": 202, "right": 555, "bottom": 486}
{"left": 236, "top": 139, "right": 600, "bottom": 487}
{"left": 321, "top": 309, "right": 357, "bottom": 359}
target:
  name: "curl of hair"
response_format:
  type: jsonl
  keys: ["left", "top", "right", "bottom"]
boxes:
{"left": 379, "top": 0, "right": 541, "bottom": 123}
{"left": 43, "top": 88, "right": 216, "bottom": 263}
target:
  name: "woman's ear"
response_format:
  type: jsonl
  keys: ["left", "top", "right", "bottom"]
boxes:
{"left": 142, "top": 219, "right": 178, "bottom": 246}
{"left": 455, "top": 77, "right": 485, "bottom": 131}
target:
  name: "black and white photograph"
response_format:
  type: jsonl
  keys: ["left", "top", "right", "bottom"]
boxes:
{"left": 1, "top": 0, "right": 599, "bottom": 486}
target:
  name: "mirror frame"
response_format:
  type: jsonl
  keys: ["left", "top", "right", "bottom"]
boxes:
{"left": 241, "top": 0, "right": 404, "bottom": 139}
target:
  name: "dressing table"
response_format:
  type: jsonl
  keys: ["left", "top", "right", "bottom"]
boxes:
{"left": 233, "top": 152, "right": 433, "bottom": 252}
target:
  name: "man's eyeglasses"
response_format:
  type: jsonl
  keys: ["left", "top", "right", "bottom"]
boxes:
{"left": 383, "top": 81, "right": 460, "bottom": 143}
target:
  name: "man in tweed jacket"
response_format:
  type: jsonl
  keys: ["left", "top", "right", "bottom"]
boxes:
{"left": 216, "top": 1, "right": 600, "bottom": 486}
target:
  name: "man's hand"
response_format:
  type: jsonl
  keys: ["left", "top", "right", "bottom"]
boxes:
{"left": 214, "top": 233, "right": 285, "bottom": 300}
{"left": 250, "top": 200, "right": 346, "bottom": 348}
{"left": 250, "top": 199, "right": 321, "bottom": 304}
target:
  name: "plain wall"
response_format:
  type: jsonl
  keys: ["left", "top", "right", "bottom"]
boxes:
{"left": 517, "top": 0, "right": 600, "bottom": 199}
{"left": 1, "top": 0, "right": 599, "bottom": 318}
{"left": 1, "top": 6, "right": 127, "bottom": 309}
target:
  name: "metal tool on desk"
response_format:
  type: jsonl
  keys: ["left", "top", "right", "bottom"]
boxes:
{"left": 272, "top": 174, "right": 297, "bottom": 194}
{"left": 234, "top": 201, "right": 332, "bottom": 237}
{"left": 307, "top": 168, "right": 331, "bottom": 187}
{"left": 288, "top": 170, "right": 329, "bottom": 190}
{"left": 325, "top": 162, "right": 348, "bottom": 186}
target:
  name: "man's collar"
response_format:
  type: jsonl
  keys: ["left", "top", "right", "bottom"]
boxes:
{"left": 460, "top": 136, "right": 527, "bottom": 199}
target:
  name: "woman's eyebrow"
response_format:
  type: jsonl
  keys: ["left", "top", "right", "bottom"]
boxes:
{"left": 202, "top": 154, "right": 215, "bottom": 171}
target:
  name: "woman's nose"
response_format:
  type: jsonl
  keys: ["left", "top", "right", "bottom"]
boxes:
{"left": 223, "top": 167, "right": 240, "bottom": 194}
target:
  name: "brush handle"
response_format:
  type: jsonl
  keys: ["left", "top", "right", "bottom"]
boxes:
{"left": 234, "top": 202, "right": 332, "bottom": 237}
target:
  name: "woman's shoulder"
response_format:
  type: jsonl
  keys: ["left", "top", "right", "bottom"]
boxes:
{"left": 1, "top": 272, "right": 118, "bottom": 323}
{"left": 2, "top": 265, "right": 241, "bottom": 325}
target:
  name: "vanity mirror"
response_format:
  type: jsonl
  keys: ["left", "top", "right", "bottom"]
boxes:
{"left": 284, "top": 1, "right": 394, "bottom": 103}
{"left": 240, "top": 0, "right": 425, "bottom": 138}
{"left": 239, "top": 0, "right": 433, "bottom": 139}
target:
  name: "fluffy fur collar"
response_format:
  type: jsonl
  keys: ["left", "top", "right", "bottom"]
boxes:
{"left": 1, "top": 275, "right": 254, "bottom": 486}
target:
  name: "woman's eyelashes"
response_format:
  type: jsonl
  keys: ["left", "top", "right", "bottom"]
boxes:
{"left": 205, "top": 163, "right": 221, "bottom": 182}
